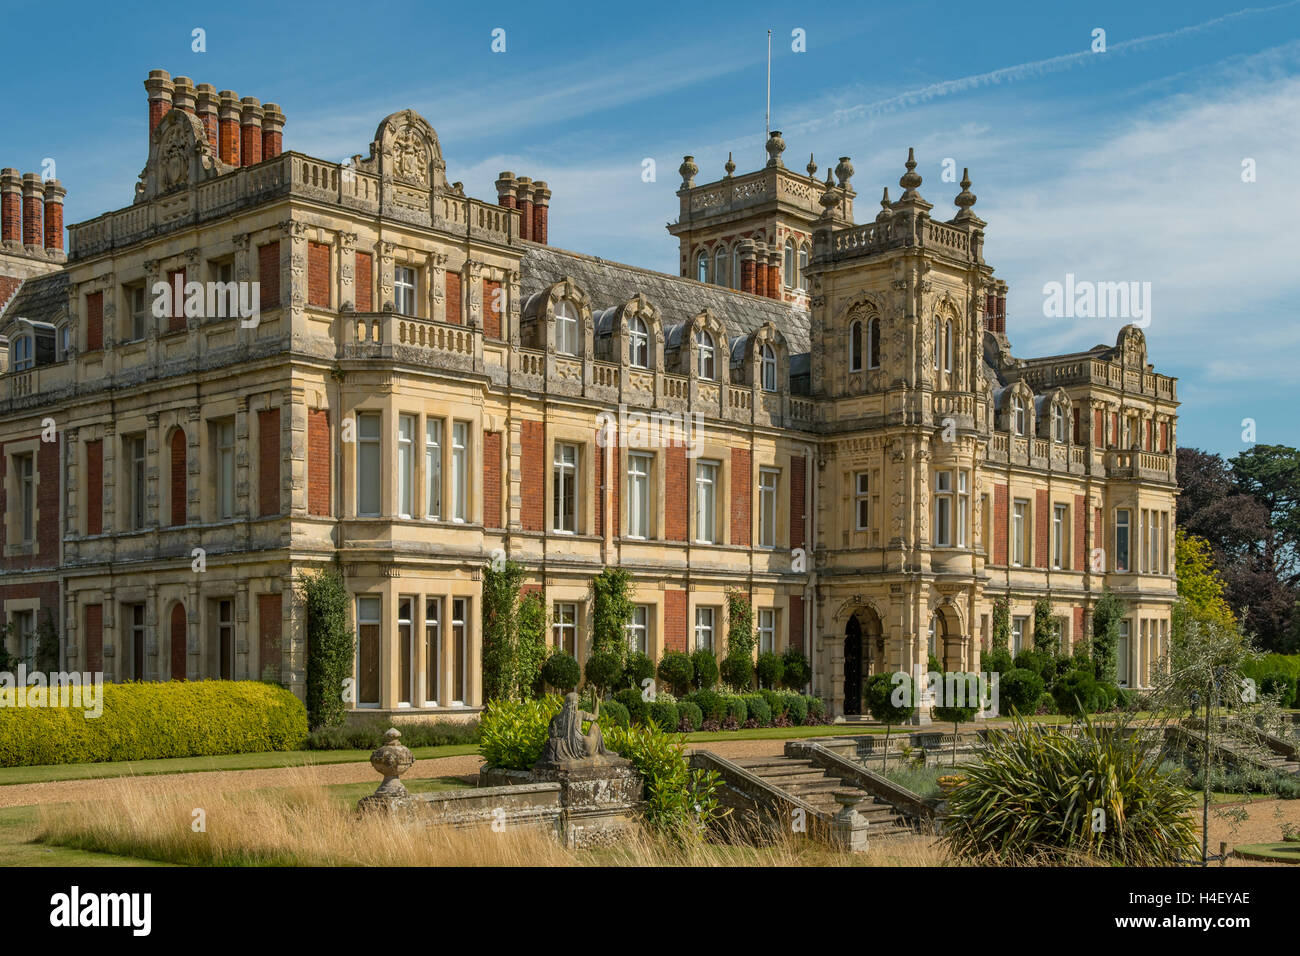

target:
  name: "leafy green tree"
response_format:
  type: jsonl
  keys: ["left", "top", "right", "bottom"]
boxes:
{"left": 721, "top": 589, "right": 756, "bottom": 689}
{"left": 992, "top": 597, "right": 1010, "bottom": 653}
{"left": 1090, "top": 589, "right": 1124, "bottom": 685}
{"left": 781, "top": 647, "right": 811, "bottom": 690}
{"left": 299, "top": 567, "right": 352, "bottom": 730}
{"left": 934, "top": 673, "right": 979, "bottom": 766}
{"left": 589, "top": 568, "right": 634, "bottom": 666}
{"left": 1174, "top": 529, "right": 1237, "bottom": 635}
{"left": 1032, "top": 599, "right": 1059, "bottom": 658}
{"left": 515, "top": 591, "right": 548, "bottom": 699}
{"left": 864, "top": 671, "right": 915, "bottom": 771}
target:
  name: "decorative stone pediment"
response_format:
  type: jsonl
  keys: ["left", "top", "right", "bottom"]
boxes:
{"left": 135, "top": 109, "right": 228, "bottom": 204}
{"left": 354, "top": 110, "right": 447, "bottom": 225}
{"left": 1116, "top": 324, "right": 1147, "bottom": 369}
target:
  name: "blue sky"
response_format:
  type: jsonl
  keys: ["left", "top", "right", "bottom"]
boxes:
{"left": 4, "top": 0, "right": 1297, "bottom": 457}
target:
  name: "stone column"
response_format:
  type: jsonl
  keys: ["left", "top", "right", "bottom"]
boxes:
{"left": 234, "top": 396, "right": 251, "bottom": 540}
{"left": 284, "top": 569, "right": 304, "bottom": 697}
{"left": 235, "top": 583, "right": 250, "bottom": 680}
{"left": 186, "top": 406, "right": 202, "bottom": 524}
{"left": 64, "top": 589, "right": 78, "bottom": 672}
{"left": 187, "top": 580, "right": 201, "bottom": 680}
{"left": 102, "top": 592, "right": 117, "bottom": 683}
{"left": 145, "top": 583, "right": 159, "bottom": 681}
{"left": 285, "top": 386, "right": 308, "bottom": 516}
{"left": 145, "top": 412, "right": 161, "bottom": 529}
{"left": 101, "top": 421, "right": 116, "bottom": 536}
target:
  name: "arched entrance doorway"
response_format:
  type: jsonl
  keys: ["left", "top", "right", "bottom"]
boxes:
{"left": 844, "top": 617, "right": 863, "bottom": 715}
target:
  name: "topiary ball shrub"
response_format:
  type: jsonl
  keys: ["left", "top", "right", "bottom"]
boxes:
{"left": 982, "top": 647, "right": 1013, "bottom": 677}
{"left": 648, "top": 699, "right": 679, "bottom": 732}
{"left": 724, "top": 695, "right": 748, "bottom": 725}
{"left": 782, "top": 692, "right": 808, "bottom": 726}
{"left": 541, "top": 651, "right": 580, "bottom": 693}
{"left": 622, "top": 651, "right": 656, "bottom": 694}
{"left": 690, "top": 649, "right": 720, "bottom": 690}
{"left": 584, "top": 649, "right": 625, "bottom": 698}
{"left": 599, "top": 698, "right": 630, "bottom": 729}
{"left": 656, "top": 651, "right": 694, "bottom": 698}
{"left": 720, "top": 656, "right": 754, "bottom": 691}
{"left": 805, "top": 695, "right": 826, "bottom": 721}
{"left": 688, "top": 689, "right": 726, "bottom": 722}
{"left": 1013, "top": 649, "right": 1054, "bottom": 683}
{"left": 614, "top": 687, "right": 650, "bottom": 726}
{"left": 1052, "top": 671, "right": 1114, "bottom": 716}
{"left": 677, "top": 700, "right": 703, "bottom": 732}
{"left": 741, "top": 693, "right": 772, "bottom": 726}
{"left": 781, "top": 648, "right": 811, "bottom": 690}
{"left": 760, "top": 688, "right": 786, "bottom": 721}
{"left": 756, "top": 651, "right": 785, "bottom": 690}
{"left": 1035, "top": 692, "right": 1058, "bottom": 715}
{"left": 998, "top": 668, "right": 1045, "bottom": 716}
{"left": 942, "top": 717, "right": 1198, "bottom": 865}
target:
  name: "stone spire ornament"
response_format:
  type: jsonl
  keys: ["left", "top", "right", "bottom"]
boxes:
{"left": 953, "top": 167, "right": 977, "bottom": 219}
{"left": 819, "top": 170, "right": 840, "bottom": 217}
{"left": 806, "top": 153, "right": 818, "bottom": 178}
{"left": 899, "top": 147, "right": 923, "bottom": 200}
{"left": 834, "top": 156, "right": 854, "bottom": 189}
{"left": 724, "top": 151, "right": 736, "bottom": 177}
{"left": 765, "top": 130, "right": 786, "bottom": 168}
{"left": 876, "top": 186, "right": 893, "bottom": 223}
{"left": 679, "top": 155, "right": 698, "bottom": 188}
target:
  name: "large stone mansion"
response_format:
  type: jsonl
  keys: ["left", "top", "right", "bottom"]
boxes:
{"left": 0, "top": 69, "right": 1179, "bottom": 717}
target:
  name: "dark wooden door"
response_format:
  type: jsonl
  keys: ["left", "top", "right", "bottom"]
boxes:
{"left": 844, "top": 617, "right": 863, "bottom": 715}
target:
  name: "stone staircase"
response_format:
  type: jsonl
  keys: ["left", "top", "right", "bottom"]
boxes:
{"left": 1167, "top": 722, "right": 1300, "bottom": 777}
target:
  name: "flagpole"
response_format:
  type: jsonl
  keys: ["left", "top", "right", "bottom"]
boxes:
{"left": 765, "top": 29, "right": 772, "bottom": 141}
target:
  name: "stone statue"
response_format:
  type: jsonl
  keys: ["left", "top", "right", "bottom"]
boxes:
{"left": 537, "top": 692, "right": 619, "bottom": 768}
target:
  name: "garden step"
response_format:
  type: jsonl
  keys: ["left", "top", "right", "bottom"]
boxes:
{"left": 732, "top": 757, "right": 820, "bottom": 771}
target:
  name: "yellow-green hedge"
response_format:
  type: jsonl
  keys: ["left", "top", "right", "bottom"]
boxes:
{"left": 0, "top": 680, "right": 308, "bottom": 767}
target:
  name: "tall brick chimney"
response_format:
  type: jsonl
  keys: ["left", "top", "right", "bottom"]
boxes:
{"left": 21, "top": 173, "right": 43, "bottom": 250}
{"left": 531, "top": 181, "right": 550, "bottom": 244}
{"left": 240, "top": 97, "right": 263, "bottom": 166}
{"left": 515, "top": 177, "right": 534, "bottom": 242}
{"left": 172, "top": 76, "right": 196, "bottom": 115}
{"left": 738, "top": 240, "right": 757, "bottom": 294}
{"left": 0, "top": 169, "right": 20, "bottom": 244}
{"left": 495, "top": 171, "right": 518, "bottom": 209}
{"left": 145, "top": 70, "right": 174, "bottom": 135}
{"left": 218, "top": 91, "right": 241, "bottom": 166}
{"left": 42, "top": 179, "right": 65, "bottom": 252}
{"left": 766, "top": 248, "right": 782, "bottom": 299}
{"left": 753, "top": 242, "right": 768, "bottom": 294}
{"left": 195, "top": 84, "right": 220, "bottom": 148}
{"left": 261, "top": 103, "right": 285, "bottom": 159}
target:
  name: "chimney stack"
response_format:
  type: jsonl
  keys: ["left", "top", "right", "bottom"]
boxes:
{"left": 145, "top": 69, "right": 175, "bottom": 135}
{"left": 240, "top": 97, "right": 264, "bottom": 166}
{"left": 515, "top": 177, "right": 533, "bottom": 241}
{"left": 738, "top": 240, "right": 757, "bottom": 295}
{"left": 195, "top": 84, "right": 219, "bottom": 148}
{"left": 495, "top": 171, "right": 518, "bottom": 209}
{"left": 172, "top": 76, "right": 196, "bottom": 115}
{"left": 42, "top": 179, "right": 65, "bottom": 252}
{"left": 0, "top": 169, "right": 20, "bottom": 244}
{"left": 218, "top": 91, "right": 241, "bottom": 166}
{"left": 21, "top": 173, "right": 43, "bottom": 250}
{"left": 531, "top": 181, "right": 550, "bottom": 244}
{"left": 766, "top": 248, "right": 782, "bottom": 299}
{"left": 261, "top": 103, "right": 285, "bottom": 159}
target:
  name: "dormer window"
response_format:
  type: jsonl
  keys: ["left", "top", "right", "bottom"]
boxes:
{"left": 784, "top": 239, "right": 795, "bottom": 287}
{"left": 696, "top": 251, "right": 708, "bottom": 283}
{"left": 713, "top": 247, "right": 727, "bottom": 288}
{"left": 761, "top": 343, "right": 777, "bottom": 391}
{"left": 12, "top": 334, "right": 33, "bottom": 371}
{"left": 1052, "top": 404, "right": 1066, "bottom": 443}
{"left": 695, "top": 330, "right": 715, "bottom": 380}
{"left": 628, "top": 316, "right": 649, "bottom": 368}
{"left": 798, "top": 244, "right": 809, "bottom": 291}
{"left": 1013, "top": 395, "right": 1027, "bottom": 436}
{"left": 555, "top": 300, "right": 579, "bottom": 355}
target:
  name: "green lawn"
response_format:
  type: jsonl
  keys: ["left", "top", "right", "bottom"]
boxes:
{"left": 0, "top": 805, "right": 173, "bottom": 867}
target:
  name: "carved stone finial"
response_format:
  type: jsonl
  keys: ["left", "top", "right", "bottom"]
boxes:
{"left": 806, "top": 153, "right": 818, "bottom": 177}
{"left": 835, "top": 156, "right": 854, "bottom": 188}
{"left": 724, "top": 151, "right": 736, "bottom": 177}
{"left": 357, "top": 728, "right": 416, "bottom": 813}
{"left": 954, "top": 167, "right": 977, "bottom": 219}
{"left": 877, "top": 187, "right": 893, "bottom": 223}
{"left": 679, "top": 155, "right": 698, "bottom": 188}
{"left": 899, "top": 147, "right": 923, "bottom": 199}
{"left": 765, "top": 130, "right": 786, "bottom": 168}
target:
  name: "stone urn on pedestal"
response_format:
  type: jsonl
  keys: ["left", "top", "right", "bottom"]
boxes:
{"left": 357, "top": 728, "right": 416, "bottom": 814}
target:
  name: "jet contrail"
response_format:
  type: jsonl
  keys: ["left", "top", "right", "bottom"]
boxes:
{"left": 793, "top": 0, "right": 1300, "bottom": 133}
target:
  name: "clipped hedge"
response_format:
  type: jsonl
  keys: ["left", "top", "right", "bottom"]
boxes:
{"left": 0, "top": 680, "right": 307, "bottom": 768}
{"left": 677, "top": 701, "right": 703, "bottom": 732}
{"left": 648, "top": 699, "right": 679, "bottom": 732}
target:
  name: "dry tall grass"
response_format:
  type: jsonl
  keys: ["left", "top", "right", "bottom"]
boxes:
{"left": 34, "top": 769, "right": 950, "bottom": 867}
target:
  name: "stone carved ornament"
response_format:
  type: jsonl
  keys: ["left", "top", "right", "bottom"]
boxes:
{"left": 135, "top": 109, "right": 230, "bottom": 203}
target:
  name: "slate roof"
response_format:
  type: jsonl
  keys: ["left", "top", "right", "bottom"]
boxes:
{"left": 0, "top": 272, "right": 68, "bottom": 329}
{"left": 519, "top": 244, "right": 810, "bottom": 356}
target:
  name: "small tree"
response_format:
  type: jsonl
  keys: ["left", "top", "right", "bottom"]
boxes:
{"left": 584, "top": 649, "right": 624, "bottom": 699}
{"left": 933, "top": 673, "right": 979, "bottom": 767}
{"left": 657, "top": 651, "right": 694, "bottom": 697}
{"left": 756, "top": 651, "right": 785, "bottom": 689}
{"left": 721, "top": 589, "right": 756, "bottom": 690}
{"left": 864, "top": 671, "right": 916, "bottom": 771}
{"left": 299, "top": 566, "right": 352, "bottom": 730}
{"left": 992, "top": 597, "right": 1011, "bottom": 653}
{"left": 690, "top": 648, "right": 719, "bottom": 690}
{"left": 1090, "top": 589, "right": 1124, "bottom": 685}
{"left": 781, "top": 648, "right": 811, "bottom": 690}
{"left": 589, "top": 567, "right": 635, "bottom": 667}
{"left": 541, "top": 650, "right": 580, "bottom": 692}
{"left": 1032, "top": 599, "right": 1059, "bottom": 658}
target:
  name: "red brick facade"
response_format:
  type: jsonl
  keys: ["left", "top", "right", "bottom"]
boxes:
{"left": 520, "top": 421, "right": 544, "bottom": 532}
{"left": 258, "top": 408, "right": 280, "bottom": 517}
{"left": 445, "top": 271, "right": 461, "bottom": 324}
{"left": 994, "top": 483, "right": 1008, "bottom": 565}
{"left": 1035, "top": 489, "right": 1049, "bottom": 568}
{"left": 170, "top": 429, "right": 186, "bottom": 526}
{"left": 730, "top": 447, "right": 751, "bottom": 546}
{"left": 664, "top": 589, "right": 688, "bottom": 652}
{"left": 789, "top": 594, "right": 804, "bottom": 651}
{"left": 665, "top": 445, "right": 688, "bottom": 541}
{"left": 85, "top": 604, "right": 103, "bottom": 673}
{"left": 354, "top": 251, "right": 373, "bottom": 312}
{"left": 307, "top": 409, "right": 330, "bottom": 517}
{"left": 790, "top": 455, "right": 806, "bottom": 550}
{"left": 307, "top": 241, "right": 330, "bottom": 308}
{"left": 482, "top": 431, "right": 502, "bottom": 529}
{"left": 484, "top": 279, "right": 502, "bottom": 339}
{"left": 0, "top": 435, "right": 61, "bottom": 572}
{"left": 258, "top": 592, "right": 282, "bottom": 679}
{"left": 258, "top": 241, "right": 280, "bottom": 311}
{"left": 86, "top": 290, "right": 103, "bottom": 351}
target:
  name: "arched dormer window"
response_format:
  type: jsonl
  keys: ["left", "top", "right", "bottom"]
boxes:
{"left": 798, "top": 244, "right": 809, "bottom": 291}
{"left": 696, "top": 250, "right": 708, "bottom": 283}
{"left": 695, "top": 329, "right": 715, "bottom": 380}
{"left": 944, "top": 320, "right": 953, "bottom": 373}
{"left": 714, "top": 247, "right": 727, "bottom": 288}
{"left": 1052, "top": 403, "right": 1066, "bottom": 443}
{"left": 554, "top": 300, "right": 580, "bottom": 355}
{"left": 1013, "top": 394, "right": 1027, "bottom": 436}
{"left": 760, "top": 343, "right": 777, "bottom": 391}
{"left": 849, "top": 319, "right": 863, "bottom": 372}
{"left": 867, "top": 317, "right": 880, "bottom": 369}
{"left": 784, "top": 239, "right": 795, "bottom": 287}
{"left": 11, "top": 334, "right": 34, "bottom": 371}
{"left": 628, "top": 315, "right": 649, "bottom": 368}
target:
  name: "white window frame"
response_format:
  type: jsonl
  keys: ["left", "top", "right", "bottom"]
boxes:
{"left": 626, "top": 605, "right": 649, "bottom": 655}
{"left": 696, "top": 251, "right": 708, "bottom": 283}
{"left": 694, "top": 606, "right": 715, "bottom": 652}
{"left": 1053, "top": 503, "right": 1067, "bottom": 569}
{"left": 957, "top": 471, "right": 969, "bottom": 548}
{"left": 1012, "top": 499, "right": 1027, "bottom": 566}
{"left": 12, "top": 335, "right": 33, "bottom": 371}
{"left": 627, "top": 453, "right": 651, "bottom": 539}
{"left": 758, "top": 608, "right": 776, "bottom": 654}
{"left": 783, "top": 240, "right": 795, "bottom": 287}
{"left": 397, "top": 596, "right": 415, "bottom": 707}
{"left": 555, "top": 300, "right": 579, "bottom": 356}
{"left": 553, "top": 602, "right": 577, "bottom": 656}
{"left": 695, "top": 330, "right": 715, "bottom": 380}
{"left": 451, "top": 421, "right": 468, "bottom": 523}
{"left": 1011, "top": 616, "right": 1027, "bottom": 655}
{"left": 854, "top": 472, "right": 870, "bottom": 531}
{"left": 628, "top": 316, "right": 649, "bottom": 368}
{"left": 1013, "top": 395, "right": 1027, "bottom": 436}
{"left": 1052, "top": 404, "right": 1066, "bottom": 443}
{"left": 397, "top": 414, "right": 415, "bottom": 519}
{"left": 934, "top": 470, "right": 953, "bottom": 547}
{"left": 553, "top": 441, "right": 578, "bottom": 534}
{"left": 758, "top": 467, "right": 779, "bottom": 548}
{"left": 761, "top": 343, "right": 777, "bottom": 391}
{"left": 356, "top": 412, "right": 381, "bottom": 517}
{"left": 425, "top": 419, "right": 442, "bottom": 520}
{"left": 424, "top": 596, "right": 441, "bottom": 706}
{"left": 394, "top": 266, "right": 417, "bottom": 316}
{"left": 695, "top": 460, "right": 718, "bottom": 544}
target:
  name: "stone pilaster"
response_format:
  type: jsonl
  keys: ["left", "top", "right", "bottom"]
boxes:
{"left": 145, "top": 412, "right": 160, "bottom": 528}
{"left": 285, "top": 386, "right": 307, "bottom": 515}
{"left": 145, "top": 583, "right": 159, "bottom": 681}
{"left": 235, "top": 583, "right": 250, "bottom": 680}
{"left": 186, "top": 406, "right": 202, "bottom": 524}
